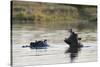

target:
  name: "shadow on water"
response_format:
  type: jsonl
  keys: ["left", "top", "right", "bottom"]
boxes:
{"left": 65, "top": 47, "right": 81, "bottom": 63}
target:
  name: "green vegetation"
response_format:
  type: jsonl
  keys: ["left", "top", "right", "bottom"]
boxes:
{"left": 12, "top": 1, "right": 97, "bottom": 31}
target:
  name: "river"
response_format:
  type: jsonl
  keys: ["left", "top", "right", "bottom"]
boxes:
{"left": 12, "top": 24, "right": 97, "bottom": 67}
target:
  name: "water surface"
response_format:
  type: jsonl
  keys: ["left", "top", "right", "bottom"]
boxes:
{"left": 12, "top": 24, "right": 97, "bottom": 67}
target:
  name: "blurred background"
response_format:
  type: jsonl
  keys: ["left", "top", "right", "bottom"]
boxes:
{"left": 12, "top": 1, "right": 97, "bottom": 31}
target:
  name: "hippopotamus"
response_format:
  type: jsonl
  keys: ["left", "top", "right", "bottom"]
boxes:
{"left": 22, "top": 39, "right": 49, "bottom": 49}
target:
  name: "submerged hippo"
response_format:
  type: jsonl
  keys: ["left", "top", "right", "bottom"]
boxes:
{"left": 22, "top": 39, "right": 49, "bottom": 49}
{"left": 30, "top": 40, "right": 49, "bottom": 49}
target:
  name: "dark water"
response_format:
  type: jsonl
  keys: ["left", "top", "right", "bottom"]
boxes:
{"left": 12, "top": 24, "right": 97, "bottom": 67}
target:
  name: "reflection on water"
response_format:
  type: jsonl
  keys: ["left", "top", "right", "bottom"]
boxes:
{"left": 12, "top": 24, "right": 97, "bottom": 67}
{"left": 65, "top": 47, "right": 81, "bottom": 63}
